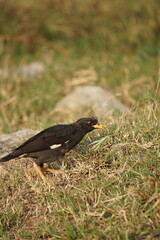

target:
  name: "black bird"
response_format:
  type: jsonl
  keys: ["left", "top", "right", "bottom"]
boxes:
{"left": 0, "top": 117, "right": 106, "bottom": 182}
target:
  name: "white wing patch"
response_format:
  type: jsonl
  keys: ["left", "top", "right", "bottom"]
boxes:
{"left": 50, "top": 144, "right": 62, "bottom": 149}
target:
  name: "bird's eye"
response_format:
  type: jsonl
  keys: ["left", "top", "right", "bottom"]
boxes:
{"left": 87, "top": 121, "right": 92, "bottom": 125}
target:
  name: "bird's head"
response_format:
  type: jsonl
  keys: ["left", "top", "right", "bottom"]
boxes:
{"left": 75, "top": 117, "right": 107, "bottom": 133}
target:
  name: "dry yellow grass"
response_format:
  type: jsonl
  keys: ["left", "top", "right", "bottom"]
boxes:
{"left": 0, "top": 102, "right": 159, "bottom": 239}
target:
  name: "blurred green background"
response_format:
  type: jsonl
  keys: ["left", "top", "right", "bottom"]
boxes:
{"left": 0, "top": 0, "right": 159, "bottom": 132}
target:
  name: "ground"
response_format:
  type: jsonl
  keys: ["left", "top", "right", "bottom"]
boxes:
{"left": 0, "top": 0, "right": 159, "bottom": 239}
{"left": 0, "top": 106, "right": 159, "bottom": 239}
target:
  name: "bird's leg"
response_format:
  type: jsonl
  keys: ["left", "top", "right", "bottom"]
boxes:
{"left": 33, "top": 163, "right": 47, "bottom": 183}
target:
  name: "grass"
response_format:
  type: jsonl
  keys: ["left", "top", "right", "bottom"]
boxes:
{"left": 0, "top": 0, "right": 159, "bottom": 239}
{"left": 0, "top": 105, "right": 159, "bottom": 240}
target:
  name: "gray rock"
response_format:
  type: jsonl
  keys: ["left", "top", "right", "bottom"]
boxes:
{"left": 16, "top": 62, "right": 45, "bottom": 78}
{"left": 0, "top": 62, "right": 45, "bottom": 79}
{"left": 54, "top": 86, "right": 129, "bottom": 118}
{"left": 0, "top": 129, "right": 38, "bottom": 157}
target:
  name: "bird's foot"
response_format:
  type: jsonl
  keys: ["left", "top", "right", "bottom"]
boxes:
{"left": 33, "top": 163, "right": 47, "bottom": 184}
{"left": 33, "top": 163, "right": 63, "bottom": 184}
{"left": 42, "top": 167, "right": 63, "bottom": 176}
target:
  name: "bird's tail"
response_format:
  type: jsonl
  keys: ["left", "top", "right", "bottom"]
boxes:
{"left": 0, "top": 152, "right": 19, "bottom": 162}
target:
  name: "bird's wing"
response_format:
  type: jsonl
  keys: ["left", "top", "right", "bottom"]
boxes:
{"left": 15, "top": 124, "right": 76, "bottom": 154}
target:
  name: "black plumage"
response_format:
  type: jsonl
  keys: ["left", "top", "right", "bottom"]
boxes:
{"left": 0, "top": 117, "right": 106, "bottom": 182}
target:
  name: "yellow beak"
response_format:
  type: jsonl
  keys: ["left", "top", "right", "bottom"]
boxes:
{"left": 93, "top": 124, "right": 107, "bottom": 130}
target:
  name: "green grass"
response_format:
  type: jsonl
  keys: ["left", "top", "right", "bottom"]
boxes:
{"left": 0, "top": 0, "right": 159, "bottom": 239}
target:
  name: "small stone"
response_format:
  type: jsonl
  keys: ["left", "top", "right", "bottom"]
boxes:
{"left": 0, "top": 62, "right": 45, "bottom": 79}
